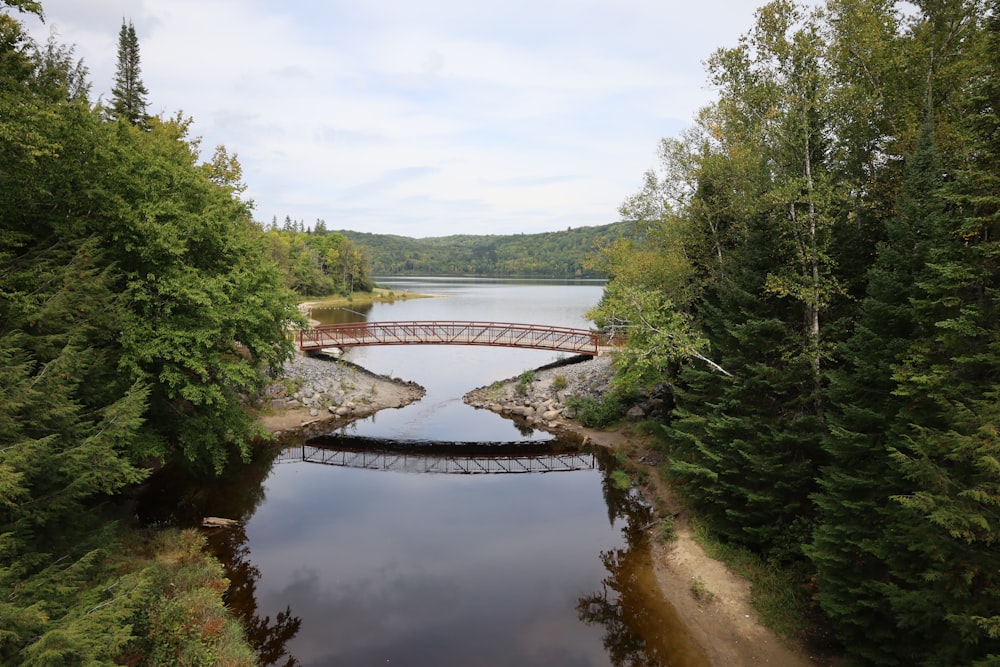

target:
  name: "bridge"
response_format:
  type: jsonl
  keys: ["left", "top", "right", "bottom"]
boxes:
{"left": 275, "top": 442, "right": 596, "bottom": 475}
{"left": 297, "top": 320, "right": 620, "bottom": 356}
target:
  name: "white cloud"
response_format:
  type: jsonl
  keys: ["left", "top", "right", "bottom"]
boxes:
{"left": 23, "top": 0, "right": 780, "bottom": 237}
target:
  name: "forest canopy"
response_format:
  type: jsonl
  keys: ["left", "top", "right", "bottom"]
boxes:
{"left": 0, "top": 3, "right": 300, "bottom": 662}
{"left": 335, "top": 221, "right": 639, "bottom": 278}
{"left": 591, "top": 0, "right": 1000, "bottom": 664}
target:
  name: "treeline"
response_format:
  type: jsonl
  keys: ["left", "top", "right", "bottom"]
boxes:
{"left": 262, "top": 218, "right": 373, "bottom": 296}
{"left": 337, "top": 221, "right": 639, "bottom": 277}
{"left": 591, "top": 1, "right": 999, "bottom": 665}
{"left": 0, "top": 3, "right": 298, "bottom": 664}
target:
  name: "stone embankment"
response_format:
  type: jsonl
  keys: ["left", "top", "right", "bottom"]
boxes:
{"left": 259, "top": 352, "right": 425, "bottom": 438}
{"left": 463, "top": 355, "right": 617, "bottom": 430}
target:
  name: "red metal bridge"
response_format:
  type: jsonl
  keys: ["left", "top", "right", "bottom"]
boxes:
{"left": 297, "top": 320, "right": 621, "bottom": 356}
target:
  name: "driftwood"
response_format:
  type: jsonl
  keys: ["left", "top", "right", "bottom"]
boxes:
{"left": 201, "top": 517, "right": 239, "bottom": 528}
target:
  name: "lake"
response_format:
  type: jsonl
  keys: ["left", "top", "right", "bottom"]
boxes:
{"left": 144, "top": 277, "right": 707, "bottom": 666}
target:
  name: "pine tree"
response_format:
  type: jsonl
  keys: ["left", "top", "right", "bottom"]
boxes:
{"left": 110, "top": 19, "right": 148, "bottom": 127}
{"left": 807, "top": 2, "right": 998, "bottom": 661}
{"left": 807, "top": 121, "right": 950, "bottom": 665}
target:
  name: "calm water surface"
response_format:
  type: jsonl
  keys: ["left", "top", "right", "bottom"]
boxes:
{"left": 146, "top": 278, "right": 707, "bottom": 666}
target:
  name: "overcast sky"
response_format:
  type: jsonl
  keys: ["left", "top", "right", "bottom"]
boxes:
{"left": 23, "top": 1, "right": 773, "bottom": 237}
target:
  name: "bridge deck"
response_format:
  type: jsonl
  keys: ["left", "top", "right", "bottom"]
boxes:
{"left": 298, "top": 320, "right": 619, "bottom": 356}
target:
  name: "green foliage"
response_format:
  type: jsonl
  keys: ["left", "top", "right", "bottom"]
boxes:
{"left": 595, "top": 0, "right": 1000, "bottom": 663}
{"left": 690, "top": 519, "right": 812, "bottom": 639}
{"left": 656, "top": 516, "right": 677, "bottom": 543}
{"left": 513, "top": 369, "right": 536, "bottom": 396}
{"left": 337, "top": 222, "right": 639, "bottom": 277}
{"left": 109, "top": 20, "right": 149, "bottom": 127}
{"left": 133, "top": 531, "right": 255, "bottom": 667}
{"left": 689, "top": 577, "right": 714, "bottom": 603}
{"left": 0, "top": 12, "right": 296, "bottom": 665}
{"left": 552, "top": 374, "right": 568, "bottom": 391}
{"left": 263, "top": 227, "right": 372, "bottom": 296}
{"left": 567, "top": 394, "right": 625, "bottom": 428}
{"left": 610, "top": 469, "right": 631, "bottom": 491}
{"left": 0, "top": 528, "right": 255, "bottom": 667}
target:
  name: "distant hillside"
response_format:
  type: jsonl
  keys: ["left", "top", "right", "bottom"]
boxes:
{"left": 337, "top": 221, "right": 639, "bottom": 278}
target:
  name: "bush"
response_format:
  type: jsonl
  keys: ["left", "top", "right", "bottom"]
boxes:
{"left": 568, "top": 394, "right": 625, "bottom": 428}
{"left": 610, "top": 469, "right": 632, "bottom": 491}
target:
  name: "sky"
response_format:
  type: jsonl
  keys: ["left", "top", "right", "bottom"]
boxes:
{"left": 22, "top": 0, "right": 775, "bottom": 238}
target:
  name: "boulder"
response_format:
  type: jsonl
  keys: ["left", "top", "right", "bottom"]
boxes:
{"left": 626, "top": 405, "right": 646, "bottom": 419}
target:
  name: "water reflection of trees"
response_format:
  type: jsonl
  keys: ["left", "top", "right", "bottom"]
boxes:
{"left": 207, "top": 524, "right": 301, "bottom": 667}
{"left": 578, "top": 450, "right": 672, "bottom": 667}
{"left": 138, "top": 443, "right": 303, "bottom": 666}
{"left": 578, "top": 547, "right": 671, "bottom": 667}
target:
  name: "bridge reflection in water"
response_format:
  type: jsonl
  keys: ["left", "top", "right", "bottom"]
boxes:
{"left": 275, "top": 438, "right": 596, "bottom": 475}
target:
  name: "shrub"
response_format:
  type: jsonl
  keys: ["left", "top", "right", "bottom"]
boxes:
{"left": 568, "top": 394, "right": 624, "bottom": 428}
{"left": 610, "top": 469, "right": 632, "bottom": 491}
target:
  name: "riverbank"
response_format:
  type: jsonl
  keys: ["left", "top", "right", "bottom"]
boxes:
{"left": 257, "top": 352, "right": 425, "bottom": 439}
{"left": 298, "top": 286, "right": 437, "bottom": 322}
{"left": 464, "top": 356, "right": 834, "bottom": 667}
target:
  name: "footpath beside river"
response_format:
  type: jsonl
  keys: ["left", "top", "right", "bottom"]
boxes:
{"left": 259, "top": 351, "right": 829, "bottom": 667}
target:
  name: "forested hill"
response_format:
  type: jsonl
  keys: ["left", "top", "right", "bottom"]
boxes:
{"left": 337, "top": 221, "right": 639, "bottom": 277}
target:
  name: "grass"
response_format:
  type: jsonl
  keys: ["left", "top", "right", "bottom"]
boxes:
{"left": 657, "top": 515, "right": 678, "bottom": 543}
{"left": 690, "top": 576, "right": 715, "bottom": 602}
{"left": 610, "top": 469, "right": 632, "bottom": 491}
{"left": 688, "top": 517, "right": 812, "bottom": 639}
{"left": 514, "top": 369, "right": 537, "bottom": 396}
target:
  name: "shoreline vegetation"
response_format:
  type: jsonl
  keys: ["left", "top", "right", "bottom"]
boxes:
{"left": 297, "top": 286, "right": 439, "bottom": 324}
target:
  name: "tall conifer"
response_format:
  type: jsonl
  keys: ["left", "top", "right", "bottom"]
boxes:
{"left": 110, "top": 19, "right": 148, "bottom": 127}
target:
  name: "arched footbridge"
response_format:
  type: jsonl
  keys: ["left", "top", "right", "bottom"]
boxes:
{"left": 298, "top": 321, "right": 622, "bottom": 356}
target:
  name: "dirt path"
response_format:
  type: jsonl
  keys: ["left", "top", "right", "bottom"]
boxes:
{"left": 575, "top": 426, "right": 828, "bottom": 667}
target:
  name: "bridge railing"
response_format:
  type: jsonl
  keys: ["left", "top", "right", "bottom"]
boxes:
{"left": 298, "top": 320, "right": 622, "bottom": 355}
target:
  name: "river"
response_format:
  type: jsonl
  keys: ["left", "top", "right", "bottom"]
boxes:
{"left": 142, "top": 277, "right": 708, "bottom": 667}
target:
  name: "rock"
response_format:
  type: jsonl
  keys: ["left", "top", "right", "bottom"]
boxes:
{"left": 542, "top": 409, "right": 562, "bottom": 421}
{"left": 627, "top": 405, "right": 646, "bottom": 419}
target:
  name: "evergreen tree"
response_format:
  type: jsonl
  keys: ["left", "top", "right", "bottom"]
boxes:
{"left": 662, "top": 1, "right": 841, "bottom": 560}
{"left": 109, "top": 19, "right": 148, "bottom": 127}
{"left": 808, "top": 121, "right": 952, "bottom": 665}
